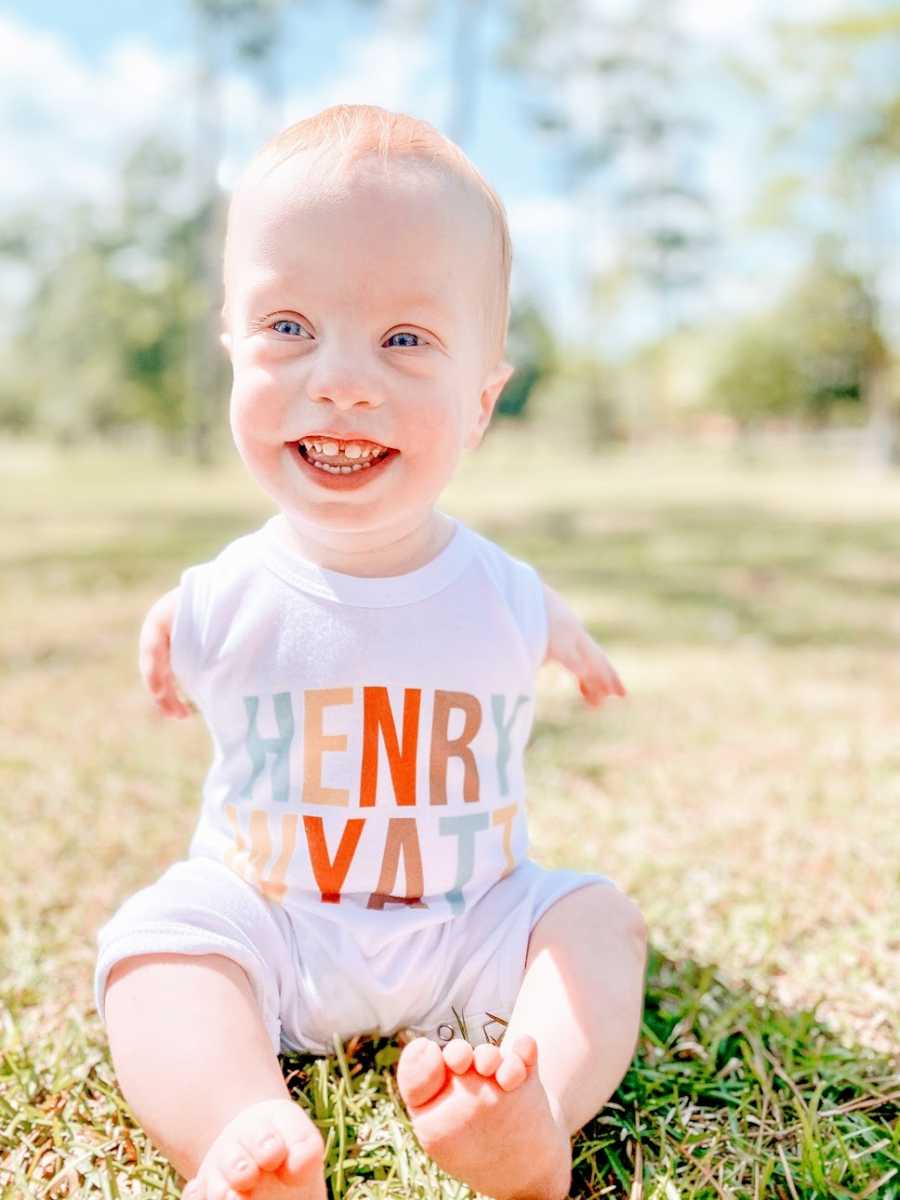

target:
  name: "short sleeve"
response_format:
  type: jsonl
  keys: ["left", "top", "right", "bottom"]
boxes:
{"left": 508, "top": 558, "right": 549, "bottom": 675}
{"left": 169, "top": 563, "right": 210, "bottom": 705}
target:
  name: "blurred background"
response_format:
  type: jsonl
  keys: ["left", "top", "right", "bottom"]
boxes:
{"left": 1, "top": 0, "right": 898, "bottom": 460}
{"left": 2, "top": 4, "right": 899, "bottom": 1193}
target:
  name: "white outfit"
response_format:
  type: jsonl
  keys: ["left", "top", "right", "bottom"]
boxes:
{"left": 94, "top": 512, "right": 617, "bottom": 1055}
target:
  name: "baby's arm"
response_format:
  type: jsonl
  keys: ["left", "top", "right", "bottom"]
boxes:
{"left": 138, "top": 586, "right": 194, "bottom": 718}
{"left": 541, "top": 580, "right": 626, "bottom": 707}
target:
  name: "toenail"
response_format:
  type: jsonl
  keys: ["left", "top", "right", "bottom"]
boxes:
{"left": 260, "top": 1135, "right": 279, "bottom": 1151}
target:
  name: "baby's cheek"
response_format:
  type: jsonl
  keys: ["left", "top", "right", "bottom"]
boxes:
{"left": 417, "top": 392, "right": 461, "bottom": 436}
{"left": 231, "top": 368, "right": 290, "bottom": 436}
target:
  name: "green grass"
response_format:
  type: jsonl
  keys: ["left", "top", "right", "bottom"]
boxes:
{"left": 1, "top": 427, "right": 898, "bottom": 1198}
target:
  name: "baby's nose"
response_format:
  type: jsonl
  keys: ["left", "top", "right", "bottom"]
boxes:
{"left": 306, "top": 358, "right": 384, "bottom": 410}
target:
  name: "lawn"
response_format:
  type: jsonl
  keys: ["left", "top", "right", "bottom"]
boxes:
{"left": 1, "top": 425, "right": 897, "bottom": 1198}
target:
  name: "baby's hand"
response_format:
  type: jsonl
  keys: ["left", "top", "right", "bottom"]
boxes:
{"left": 542, "top": 581, "right": 626, "bottom": 707}
{"left": 138, "top": 586, "right": 194, "bottom": 719}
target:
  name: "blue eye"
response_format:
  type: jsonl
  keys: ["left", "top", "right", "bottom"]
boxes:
{"left": 272, "top": 319, "right": 306, "bottom": 337}
{"left": 386, "top": 331, "right": 422, "bottom": 348}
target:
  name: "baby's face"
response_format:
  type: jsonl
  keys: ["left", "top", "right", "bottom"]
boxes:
{"left": 221, "top": 155, "right": 512, "bottom": 540}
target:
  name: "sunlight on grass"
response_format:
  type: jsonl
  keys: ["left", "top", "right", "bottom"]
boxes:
{"left": 1, "top": 429, "right": 898, "bottom": 1198}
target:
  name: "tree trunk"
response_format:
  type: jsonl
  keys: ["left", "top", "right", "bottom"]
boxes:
{"left": 861, "top": 360, "right": 900, "bottom": 470}
{"left": 188, "top": 7, "right": 224, "bottom": 467}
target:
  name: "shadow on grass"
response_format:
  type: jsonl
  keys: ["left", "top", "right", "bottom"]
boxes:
{"left": 7, "top": 500, "right": 900, "bottom": 649}
{"left": 267, "top": 945, "right": 898, "bottom": 1200}
{"left": 3, "top": 510, "right": 263, "bottom": 592}
{"left": 481, "top": 504, "right": 900, "bottom": 650}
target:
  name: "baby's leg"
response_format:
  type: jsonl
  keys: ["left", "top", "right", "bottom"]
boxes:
{"left": 104, "top": 951, "right": 326, "bottom": 1199}
{"left": 396, "top": 881, "right": 648, "bottom": 1199}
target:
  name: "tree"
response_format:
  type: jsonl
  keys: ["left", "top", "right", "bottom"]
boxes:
{"left": 496, "top": 298, "right": 557, "bottom": 419}
{"left": 741, "top": 8, "right": 900, "bottom": 464}
{"left": 706, "top": 237, "right": 885, "bottom": 432}
{"left": 498, "top": 0, "right": 718, "bottom": 357}
{"left": 0, "top": 138, "right": 205, "bottom": 448}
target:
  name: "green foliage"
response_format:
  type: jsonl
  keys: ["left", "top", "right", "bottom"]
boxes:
{"left": 496, "top": 298, "right": 557, "bottom": 419}
{"left": 707, "top": 239, "right": 885, "bottom": 428}
{"left": 525, "top": 352, "right": 627, "bottom": 448}
{"left": 498, "top": 0, "right": 717, "bottom": 334}
{"left": 0, "top": 138, "right": 222, "bottom": 448}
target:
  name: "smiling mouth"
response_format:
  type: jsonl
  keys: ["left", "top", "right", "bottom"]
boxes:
{"left": 292, "top": 441, "right": 399, "bottom": 475}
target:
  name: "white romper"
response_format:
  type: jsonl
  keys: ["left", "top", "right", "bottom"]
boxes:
{"left": 94, "top": 512, "right": 616, "bottom": 1055}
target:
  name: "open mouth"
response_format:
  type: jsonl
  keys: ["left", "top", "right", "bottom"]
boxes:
{"left": 295, "top": 440, "right": 394, "bottom": 473}
{"left": 289, "top": 438, "right": 400, "bottom": 488}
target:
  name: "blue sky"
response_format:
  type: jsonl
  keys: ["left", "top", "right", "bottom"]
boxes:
{"left": 2, "top": 0, "right": 897, "bottom": 355}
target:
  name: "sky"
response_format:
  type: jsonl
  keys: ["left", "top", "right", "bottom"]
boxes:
{"left": 1, "top": 0, "right": 897, "bottom": 356}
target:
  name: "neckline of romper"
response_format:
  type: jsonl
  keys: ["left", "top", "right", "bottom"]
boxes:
{"left": 259, "top": 512, "right": 476, "bottom": 607}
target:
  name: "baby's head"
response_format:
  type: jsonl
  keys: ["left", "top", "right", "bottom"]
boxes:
{"left": 220, "top": 103, "right": 515, "bottom": 539}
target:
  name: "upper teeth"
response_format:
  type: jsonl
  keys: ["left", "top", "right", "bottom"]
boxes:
{"left": 300, "top": 439, "right": 385, "bottom": 459}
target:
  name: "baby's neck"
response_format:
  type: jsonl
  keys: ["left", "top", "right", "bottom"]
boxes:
{"left": 274, "top": 509, "right": 456, "bottom": 578}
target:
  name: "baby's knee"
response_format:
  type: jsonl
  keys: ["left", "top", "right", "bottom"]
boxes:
{"left": 104, "top": 951, "right": 255, "bottom": 1023}
{"left": 620, "top": 893, "right": 648, "bottom": 944}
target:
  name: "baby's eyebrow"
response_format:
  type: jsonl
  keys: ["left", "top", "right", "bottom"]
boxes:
{"left": 245, "top": 280, "right": 450, "bottom": 320}
{"left": 393, "top": 291, "right": 448, "bottom": 314}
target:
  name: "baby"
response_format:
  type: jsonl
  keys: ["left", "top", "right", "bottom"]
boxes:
{"left": 94, "top": 104, "right": 648, "bottom": 1200}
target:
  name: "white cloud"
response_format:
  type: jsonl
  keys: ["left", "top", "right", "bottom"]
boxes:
{"left": 0, "top": 17, "right": 195, "bottom": 214}
{"left": 681, "top": 0, "right": 762, "bottom": 39}
{"left": 214, "top": 22, "right": 449, "bottom": 189}
{"left": 287, "top": 26, "right": 441, "bottom": 118}
{"left": 0, "top": 12, "right": 445, "bottom": 214}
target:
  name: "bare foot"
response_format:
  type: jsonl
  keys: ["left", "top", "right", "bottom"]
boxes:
{"left": 182, "top": 1097, "right": 326, "bottom": 1200}
{"left": 396, "top": 1035, "right": 571, "bottom": 1200}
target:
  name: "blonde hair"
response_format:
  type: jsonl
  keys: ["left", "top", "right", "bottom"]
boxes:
{"left": 223, "top": 104, "right": 513, "bottom": 368}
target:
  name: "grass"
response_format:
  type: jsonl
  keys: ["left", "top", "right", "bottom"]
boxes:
{"left": 0, "top": 425, "right": 898, "bottom": 1199}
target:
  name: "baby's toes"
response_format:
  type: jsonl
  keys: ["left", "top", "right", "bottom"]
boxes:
{"left": 267, "top": 1103, "right": 326, "bottom": 1184}
{"left": 243, "top": 1121, "right": 289, "bottom": 1174}
{"left": 215, "top": 1137, "right": 263, "bottom": 1191}
{"left": 509, "top": 1034, "right": 538, "bottom": 1068}
{"left": 196, "top": 1171, "right": 243, "bottom": 1200}
{"left": 494, "top": 1046, "right": 529, "bottom": 1091}
{"left": 442, "top": 1037, "right": 474, "bottom": 1074}
{"left": 472, "top": 1042, "right": 502, "bottom": 1077}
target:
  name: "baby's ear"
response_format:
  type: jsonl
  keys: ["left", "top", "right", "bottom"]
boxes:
{"left": 467, "top": 360, "right": 515, "bottom": 449}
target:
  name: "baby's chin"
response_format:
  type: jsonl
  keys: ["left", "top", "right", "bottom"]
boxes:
{"left": 268, "top": 453, "right": 419, "bottom": 528}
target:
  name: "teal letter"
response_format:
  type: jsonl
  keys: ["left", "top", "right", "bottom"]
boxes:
{"left": 440, "top": 812, "right": 490, "bottom": 915}
{"left": 241, "top": 692, "right": 294, "bottom": 805}
{"left": 491, "top": 694, "right": 530, "bottom": 796}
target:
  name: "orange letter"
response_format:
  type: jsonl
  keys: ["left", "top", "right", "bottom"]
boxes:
{"left": 492, "top": 803, "right": 518, "bottom": 877}
{"left": 303, "top": 815, "right": 365, "bottom": 904}
{"left": 223, "top": 805, "right": 298, "bottom": 907}
{"left": 303, "top": 687, "right": 353, "bottom": 806}
{"left": 367, "top": 817, "right": 427, "bottom": 910}
{"left": 360, "top": 686, "right": 421, "bottom": 807}
{"left": 430, "top": 690, "right": 481, "bottom": 805}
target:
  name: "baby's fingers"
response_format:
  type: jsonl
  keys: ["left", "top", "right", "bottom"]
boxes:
{"left": 138, "top": 616, "right": 192, "bottom": 719}
{"left": 150, "top": 670, "right": 193, "bottom": 719}
{"left": 578, "top": 638, "right": 627, "bottom": 707}
{"left": 139, "top": 644, "right": 193, "bottom": 718}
